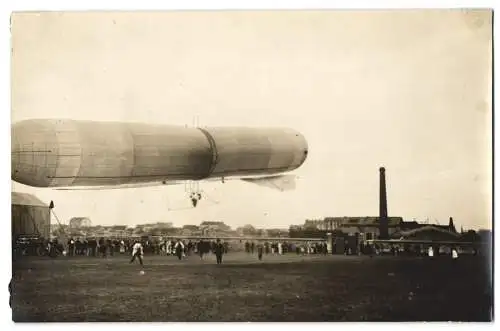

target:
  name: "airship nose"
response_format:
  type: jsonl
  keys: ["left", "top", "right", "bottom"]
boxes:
{"left": 294, "top": 130, "right": 309, "bottom": 166}
{"left": 11, "top": 120, "right": 58, "bottom": 187}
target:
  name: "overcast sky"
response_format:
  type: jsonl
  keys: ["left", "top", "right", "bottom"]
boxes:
{"left": 10, "top": 10, "right": 492, "bottom": 230}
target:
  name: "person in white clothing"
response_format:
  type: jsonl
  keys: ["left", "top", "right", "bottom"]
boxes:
{"left": 130, "top": 241, "right": 144, "bottom": 266}
{"left": 428, "top": 246, "right": 434, "bottom": 258}
{"left": 166, "top": 240, "right": 172, "bottom": 255}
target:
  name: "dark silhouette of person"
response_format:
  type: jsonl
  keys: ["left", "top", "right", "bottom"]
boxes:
{"left": 257, "top": 244, "right": 264, "bottom": 261}
{"left": 214, "top": 239, "right": 224, "bottom": 265}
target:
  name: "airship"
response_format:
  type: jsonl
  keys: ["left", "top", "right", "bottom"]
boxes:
{"left": 11, "top": 119, "right": 308, "bottom": 207}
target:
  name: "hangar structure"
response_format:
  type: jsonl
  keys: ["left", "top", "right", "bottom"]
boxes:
{"left": 11, "top": 192, "right": 51, "bottom": 239}
{"left": 391, "top": 225, "right": 461, "bottom": 242}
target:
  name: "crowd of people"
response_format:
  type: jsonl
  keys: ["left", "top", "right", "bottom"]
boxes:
{"left": 244, "top": 240, "right": 328, "bottom": 256}
{"left": 15, "top": 235, "right": 471, "bottom": 264}
{"left": 21, "top": 236, "right": 329, "bottom": 260}
{"left": 58, "top": 237, "right": 231, "bottom": 258}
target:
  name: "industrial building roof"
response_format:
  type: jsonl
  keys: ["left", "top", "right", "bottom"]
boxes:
{"left": 395, "top": 225, "right": 461, "bottom": 239}
{"left": 11, "top": 192, "right": 48, "bottom": 207}
{"left": 325, "top": 216, "right": 404, "bottom": 227}
{"left": 392, "top": 225, "right": 460, "bottom": 240}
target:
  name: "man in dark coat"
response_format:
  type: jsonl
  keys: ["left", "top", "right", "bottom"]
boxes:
{"left": 257, "top": 243, "right": 264, "bottom": 261}
{"left": 197, "top": 240, "right": 205, "bottom": 260}
{"left": 214, "top": 239, "right": 224, "bottom": 265}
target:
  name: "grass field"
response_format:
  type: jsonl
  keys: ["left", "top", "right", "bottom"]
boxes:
{"left": 10, "top": 252, "right": 493, "bottom": 322}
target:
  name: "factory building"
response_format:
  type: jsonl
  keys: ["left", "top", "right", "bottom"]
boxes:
{"left": 11, "top": 192, "right": 51, "bottom": 240}
{"left": 304, "top": 216, "right": 403, "bottom": 238}
{"left": 312, "top": 216, "right": 457, "bottom": 238}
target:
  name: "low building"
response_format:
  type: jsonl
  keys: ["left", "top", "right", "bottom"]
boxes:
{"left": 312, "top": 216, "right": 403, "bottom": 237}
{"left": 335, "top": 216, "right": 404, "bottom": 239}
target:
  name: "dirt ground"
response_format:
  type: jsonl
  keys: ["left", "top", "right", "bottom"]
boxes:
{"left": 10, "top": 252, "right": 493, "bottom": 322}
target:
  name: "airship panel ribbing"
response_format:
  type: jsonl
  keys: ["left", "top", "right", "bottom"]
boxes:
{"left": 70, "top": 120, "right": 135, "bottom": 186}
{"left": 129, "top": 123, "right": 212, "bottom": 180}
{"left": 203, "top": 127, "right": 305, "bottom": 178}
{"left": 51, "top": 120, "right": 83, "bottom": 187}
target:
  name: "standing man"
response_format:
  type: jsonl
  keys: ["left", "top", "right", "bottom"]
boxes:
{"left": 257, "top": 243, "right": 264, "bottom": 261}
{"left": 214, "top": 239, "right": 224, "bottom": 265}
{"left": 197, "top": 240, "right": 204, "bottom": 260}
{"left": 98, "top": 237, "right": 106, "bottom": 258}
{"left": 130, "top": 240, "right": 144, "bottom": 267}
{"left": 174, "top": 239, "right": 184, "bottom": 261}
{"left": 68, "top": 238, "right": 75, "bottom": 257}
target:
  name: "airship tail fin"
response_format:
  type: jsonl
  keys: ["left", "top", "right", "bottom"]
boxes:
{"left": 240, "top": 174, "right": 297, "bottom": 192}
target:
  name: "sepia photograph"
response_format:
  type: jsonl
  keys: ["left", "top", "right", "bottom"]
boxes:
{"left": 9, "top": 8, "right": 493, "bottom": 322}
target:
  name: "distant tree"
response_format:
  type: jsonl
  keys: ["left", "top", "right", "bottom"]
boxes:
{"left": 460, "top": 230, "right": 480, "bottom": 242}
{"left": 199, "top": 221, "right": 232, "bottom": 232}
{"left": 242, "top": 224, "right": 257, "bottom": 236}
{"left": 477, "top": 230, "right": 492, "bottom": 244}
{"left": 304, "top": 220, "right": 320, "bottom": 230}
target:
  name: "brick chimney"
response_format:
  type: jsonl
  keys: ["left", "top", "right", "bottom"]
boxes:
{"left": 379, "top": 167, "right": 389, "bottom": 239}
